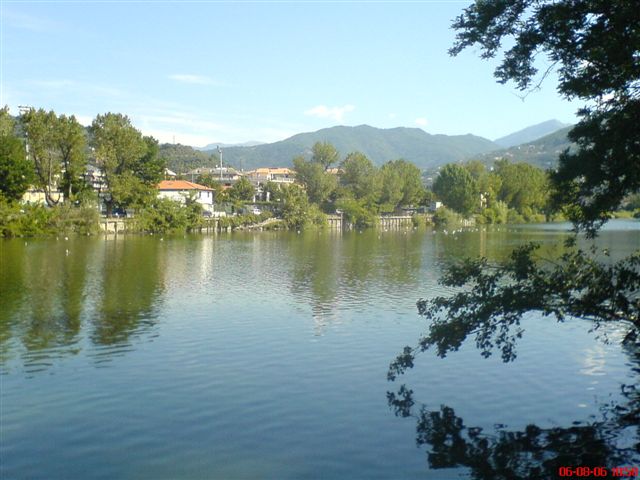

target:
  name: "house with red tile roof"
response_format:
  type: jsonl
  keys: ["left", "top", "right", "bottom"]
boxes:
{"left": 157, "top": 180, "right": 214, "bottom": 213}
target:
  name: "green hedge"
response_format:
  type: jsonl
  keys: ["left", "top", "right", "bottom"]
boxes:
{"left": 0, "top": 200, "right": 100, "bottom": 237}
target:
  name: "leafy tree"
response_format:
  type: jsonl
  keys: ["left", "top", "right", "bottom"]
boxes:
{"left": 279, "top": 184, "right": 312, "bottom": 230}
{"left": 229, "top": 176, "right": 255, "bottom": 202}
{"left": 134, "top": 136, "right": 165, "bottom": 185}
{"left": 393, "top": 159, "right": 425, "bottom": 206}
{"left": 0, "top": 133, "right": 34, "bottom": 202}
{"left": 336, "top": 196, "right": 377, "bottom": 229}
{"left": 464, "top": 160, "right": 502, "bottom": 208}
{"left": 311, "top": 141, "right": 340, "bottom": 171}
{"left": 378, "top": 162, "right": 404, "bottom": 212}
{"left": 482, "top": 200, "right": 509, "bottom": 224}
{"left": 463, "top": 159, "right": 486, "bottom": 180}
{"left": 494, "top": 160, "right": 549, "bottom": 214}
{"left": 432, "top": 163, "right": 477, "bottom": 216}
{"left": 450, "top": 0, "right": 640, "bottom": 234}
{"left": 0, "top": 106, "right": 15, "bottom": 136}
{"left": 376, "top": 159, "right": 425, "bottom": 212}
{"left": 293, "top": 155, "right": 337, "bottom": 206}
{"left": 340, "top": 151, "right": 379, "bottom": 201}
{"left": 90, "top": 113, "right": 150, "bottom": 215}
{"left": 390, "top": 0, "right": 640, "bottom": 384}
{"left": 55, "top": 114, "right": 87, "bottom": 202}
{"left": 196, "top": 173, "right": 219, "bottom": 189}
{"left": 262, "top": 180, "right": 281, "bottom": 202}
{"left": 20, "top": 108, "right": 61, "bottom": 206}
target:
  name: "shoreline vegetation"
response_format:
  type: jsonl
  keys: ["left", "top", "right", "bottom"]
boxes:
{"left": 1, "top": 106, "right": 639, "bottom": 238}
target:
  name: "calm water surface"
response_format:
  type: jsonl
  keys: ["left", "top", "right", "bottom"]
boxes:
{"left": 1, "top": 221, "right": 639, "bottom": 479}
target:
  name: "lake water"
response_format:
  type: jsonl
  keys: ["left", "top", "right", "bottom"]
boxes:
{"left": 1, "top": 221, "right": 639, "bottom": 479}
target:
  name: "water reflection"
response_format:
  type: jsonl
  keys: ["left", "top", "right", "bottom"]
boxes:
{"left": 287, "top": 229, "right": 426, "bottom": 332}
{"left": 91, "top": 238, "right": 164, "bottom": 347}
{"left": 433, "top": 226, "right": 570, "bottom": 264}
{"left": 0, "top": 237, "right": 164, "bottom": 370}
{"left": 388, "top": 344, "right": 640, "bottom": 478}
{"left": 0, "top": 239, "right": 94, "bottom": 365}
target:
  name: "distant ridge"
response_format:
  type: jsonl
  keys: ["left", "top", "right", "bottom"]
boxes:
{"left": 479, "top": 126, "right": 574, "bottom": 169}
{"left": 196, "top": 141, "right": 264, "bottom": 151}
{"left": 201, "top": 124, "right": 499, "bottom": 171}
{"left": 160, "top": 122, "right": 575, "bottom": 174}
{"left": 494, "top": 119, "right": 571, "bottom": 148}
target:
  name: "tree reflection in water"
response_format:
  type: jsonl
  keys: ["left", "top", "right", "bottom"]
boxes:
{"left": 388, "top": 347, "right": 640, "bottom": 479}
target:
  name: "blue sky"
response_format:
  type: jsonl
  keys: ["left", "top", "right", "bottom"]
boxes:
{"left": 1, "top": 1, "right": 578, "bottom": 147}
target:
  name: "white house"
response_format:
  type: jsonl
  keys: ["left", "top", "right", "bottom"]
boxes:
{"left": 245, "top": 167, "right": 295, "bottom": 185}
{"left": 157, "top": 180, "right": 214, "bottom": 213}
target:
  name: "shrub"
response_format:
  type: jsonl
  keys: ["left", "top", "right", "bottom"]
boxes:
{"left": 336, "top": 197, "right": 377, "bottom": 229}
{"left": 432, "top": 207, "right": 464, "bottom": 227}
{"left": 135, "top": 198, "right": 204, "bottom": 234}
{"left": 481, "top": 200, "right": 509, "bottom": 224}
{"left": 0, "top": 200, "right": 101, "bottom": 237}
{"left": 507, "top": 209, "right": 526, "bottom": 224}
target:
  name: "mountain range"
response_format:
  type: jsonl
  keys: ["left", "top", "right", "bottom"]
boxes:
{"left": 202, "top": 125, "right": 499, "bottom": 171}
{"left": 477, "top": 125, "right": 574, "bottom": 169}
{"left": 493, "top": 119, "right": 571, "bottom": 148}
{"left": 195, "top": 141, "right": 264, "bottom": 151}
{"left": 159, "top": 120, "right": 571, "bottom": 173}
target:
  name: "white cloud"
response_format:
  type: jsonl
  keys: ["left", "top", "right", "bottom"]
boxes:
{"left": 304, "top": 104, "right": 355, "bottom": 123}
{"left": 168, "top": 74, "right": 218, "bottom": 85}
{"left": 388, "top": 113, "right": 397, "bottom": 119}
{"left": 415, "top": 117, "right": 428, "bottom": 127}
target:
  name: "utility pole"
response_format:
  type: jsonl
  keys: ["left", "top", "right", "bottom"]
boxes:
{"left": 18, "top": 106, "right": 32, "bottom": 159}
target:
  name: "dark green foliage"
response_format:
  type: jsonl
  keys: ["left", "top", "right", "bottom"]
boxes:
{"left": 0, "top": 134, "right": 33, "bottom": 202}
{"left": 433, "top": 164, "right": 477, "bottom": 216}
{"left": 390, "top": 0, "right": 640, "bottom": 385}
{"left": 340, "top": 152, "right": 379, "bottom": 201}
{"left": 480, "top": 200, "right": 509, "bottom": 224}
{"left": 135, "top": 198, "right": 203, "bottom": 234}
{"left": 135, "top": 137, "right": 165, "bottom": 185}
{"left": 293, "top": 153, "right": 337, "bottom": 206}
{"left": 389, "top": 243, "right": 640, "bottom": 381}
{"left": 278, "top": 184, "right": 326, "bottom": 230}
{"left": 450, "top": 0, "right": 640, "bottom": 234}
{"left": 159, "top": 143, "right": 217, "bottom": 173}
{"left": 217, "top": 211, "right": 274, "bottom": 231}
{"left": 229, "top": 177, "right": 255, "bottom": 202}
{"left": 431, "top": 206, "right": 464, "bottom": 227}
{"left": 0, "top": 106, "right": 14, "bottom": 136}
{"left": 311, "top": 142, "right": 340, "bottom": 170}
{"left": 389, "top": 159, "right": 424, "bottom": 206}
{"left": 494, "top": 160, "right": 549, "bottom": 214}
{"left": 336, "top": 197, "right": 378, "bottom": 229}
{"left": 55, "top": 114, "right": 87, "bottom": 202}
{"left": 0, "top": 200, "right": 99, "bottom": 237}
{"left": 20, "top": 109, "right": 61, "bottom": 206}
{"left": 553, "top": 101, "right": 640, "bottom": 233}
{"left": 91, "top": 113, "right": 162, "bottom": 215}
{"left": 377, "top": 159, "right": 425, "bottom": 212}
